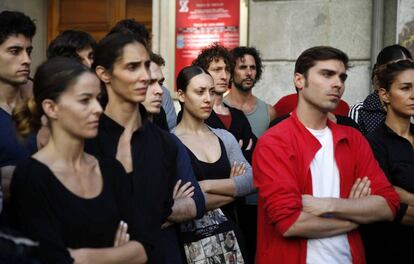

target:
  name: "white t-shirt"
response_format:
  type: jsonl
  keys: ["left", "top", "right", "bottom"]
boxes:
{"left": 305, "top": 127, "right": 352, "bottom": 264}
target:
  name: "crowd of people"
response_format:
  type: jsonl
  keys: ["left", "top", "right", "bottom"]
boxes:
{"left": 0, "top": 10, "right": 413, "bottom": 264}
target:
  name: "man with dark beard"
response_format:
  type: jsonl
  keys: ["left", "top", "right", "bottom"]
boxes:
{"left": 223, "top": 46, "right": 277, "bottom": 262}
{"left": 224, "top": 46, "right": 276, "bottom": 138}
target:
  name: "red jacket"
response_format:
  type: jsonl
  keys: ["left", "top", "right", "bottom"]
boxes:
{"left": 274, "top": 93, "right": 350, "bottom": 117}
{"left": 253, "top": 112, "right": 399, "bottom": 264}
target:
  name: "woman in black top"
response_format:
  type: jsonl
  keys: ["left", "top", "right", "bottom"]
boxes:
{"left": 11, "top": 58, "right": 146, "bottom": 263}
{"left": 174, "top": 66, "right": 255, "bottom": 264}
{"left": 363, "top": 59, "right": 414, "bottom": 263}
{"left": 89, "top": 32, "right": 198, "bottom": 262}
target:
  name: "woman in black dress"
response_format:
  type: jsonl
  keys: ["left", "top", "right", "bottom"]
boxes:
{"left": 11, "top": 58, "right": 146, "bottom": 263}
{"left": 364, "top": 59, "right": 414, "bottom": 263}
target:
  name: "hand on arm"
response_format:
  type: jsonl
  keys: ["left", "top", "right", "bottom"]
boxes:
{"left": 69, "top": 221, "right": 147, "bottom": 264}
{"left": 69, "top": 241, "right": 147, "bottom": 264}
{"left": 394, "top": 186, "right": 414, "bottom": 205}
{"left": 173, "top": 179, "right": 194, "bottom": 199}
{"left": 167, "top": 180, "right": 197, "bottom": 223}
{"left": 283, "top": 212, "right": 358, "bottom": 238}
{"left": 348, "top": 177, "right": 371, "bottom": 198}
{"left": 198, "top": 162, "right": 245, "bottom": 197}
{"left": 113, "top": 221, "right": 130, "bottom": 247}
{"left": 285, "top": 177, "right": 373, "bottom": 238}
{"left": 301, "top": 177, "right": 372, "bottom": 217}
{"left": 393, "top": 186, "right": 414, "bottom": 225}
{"left": 302, "top": 177, "right": 393, "bottom": 223}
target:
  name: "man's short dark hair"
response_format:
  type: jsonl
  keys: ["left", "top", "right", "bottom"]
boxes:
{"left": 192, "top": 43, "right": 233, "bottom": 73}
{"left": 230, "top": 46, "right": 263, "bottom": 81}
{"left": 109, "top": 19, "right": 150, "bottom": 47}
{"left": 47, "top": 30, "right": 96, "bottom": 59}
{"left": 0, "top": 11, "right": 36, "bottom": 45}
{"left": 150, "top": 52, "right": 165, "bottom": 67}
{"left": 295, "top": 46, "right": 350, "bottom": 77}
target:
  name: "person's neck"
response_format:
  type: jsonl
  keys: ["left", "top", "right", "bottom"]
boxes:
{"left": 177, "top": 110, "right": 208, "bottom": 135}
{"left": 296, "top": 99, "right": 328, "bottom": 130}
{"left": 213, "top": 93, "right": 228, "bottom": 113}
{"left": 226, "top": 85, "right": 254, "bottom": 106}
{"left": 0, "top": 82, "right": 22, "bottom": 113}
{"left": 42, "top": 130, "right": 86, "bottom": 169}
{"left": 105, "top": 99, "right": 141, "bottom": 132}
{"left": 384, "top": 111, "right": 412, "bottom": 139}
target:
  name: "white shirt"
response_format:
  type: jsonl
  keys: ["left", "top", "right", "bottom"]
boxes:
{"left": 306, "top": 127, "right": 352, "bottom": 264}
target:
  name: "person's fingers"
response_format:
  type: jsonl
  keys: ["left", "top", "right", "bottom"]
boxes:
{"left": 230, "top": 161, "right": 237, "bottom": 177}
{"left": 177, "top": 181, "right": 192, "bottom": 197}
{"left": 235, "top": 163, "right": 245, "bottom": 176}
{"left": 182, "top": 186, "right": 195, "bottom": 197}
{"left": 246, "top": 138, "right": 253, "bottom": 150}
{"left": 114, "top": 221, "right": 123, "bottom": 247}
{"left": 238, "top": 139, "right": 243, "bottom": 148}
{"left": 349, "top": 178, "right": 361, "bottom": 198}
{"left": 354, "top": 177, "right": 369, "bottom": 198}
{"left": 120, "top": 222, "right": 129, "bottom": 246}
{"left": 173, "top": 179, "right": 182, "bottom": 198}
{"left": 360, "top": 179, "right": 371, "bottom": 197}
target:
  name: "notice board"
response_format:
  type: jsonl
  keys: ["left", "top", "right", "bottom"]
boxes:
{"left": 175, "top": 0, "right": 240, "bottom": 88}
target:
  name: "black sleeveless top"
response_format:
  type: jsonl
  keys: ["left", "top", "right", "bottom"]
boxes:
{"left": 187, "top": 138, "right": 230, "bottom": 181}
{"left": 182, "top": 137, "right": 248, "bottom": 263}
{"left": 185, "top": 138, "right": 238, "bottom": 221}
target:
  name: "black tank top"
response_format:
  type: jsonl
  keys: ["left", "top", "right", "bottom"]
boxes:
{"left": 186, "top": 137, "right": 237, "bottom": 221}
{"left": 186, "top": 137, "right": 231, "bottom": 182}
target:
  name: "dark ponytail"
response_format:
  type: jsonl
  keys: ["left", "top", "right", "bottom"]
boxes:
{"left": 13, "top": 57, "right": 91, "bottom": 138}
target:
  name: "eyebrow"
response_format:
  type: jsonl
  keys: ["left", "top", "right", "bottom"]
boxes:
{"left": 78, "top": 93, "right": 94, "bottom": 97}
{"left": 7, "top": 45, "right": 33, "bottom": 50}
{"left": 319, "top": 69, "right": 348, "bottom": 79}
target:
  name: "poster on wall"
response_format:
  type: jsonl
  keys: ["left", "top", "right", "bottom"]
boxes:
{"left": 397, "top": 0, "right": 414, "bottom": 56}
{"left": 175, "top": 0, "right": 240, "bottom": 88}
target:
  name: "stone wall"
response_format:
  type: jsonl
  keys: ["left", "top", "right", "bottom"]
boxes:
{"left": 249, "top": 0, "right": 373, "bottom": 108}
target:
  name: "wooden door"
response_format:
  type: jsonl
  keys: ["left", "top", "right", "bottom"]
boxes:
{"left": 48, "top": 0, "right": 152, "bottom": 43}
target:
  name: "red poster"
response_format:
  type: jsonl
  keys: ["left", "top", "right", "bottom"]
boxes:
{"left": 175, "top": 0, "right": 240, "bottom": 88}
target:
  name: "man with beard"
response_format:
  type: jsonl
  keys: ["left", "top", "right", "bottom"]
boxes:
{"left": 224, "top": 46, "right": 276, "bottom": 138}
{"left": 223, "top": 46, "right": 275, "bottom": 262}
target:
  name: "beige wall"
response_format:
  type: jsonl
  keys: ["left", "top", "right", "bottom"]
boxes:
{"left": 248, "top": 0, "right": 373, "bottom": 107}
{"left": 0, "top": 0, "right": 48, "bottom": 76}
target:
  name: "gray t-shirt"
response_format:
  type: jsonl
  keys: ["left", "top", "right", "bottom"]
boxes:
{"left": 161, "top": 86, "right": 177, "bottom": 131}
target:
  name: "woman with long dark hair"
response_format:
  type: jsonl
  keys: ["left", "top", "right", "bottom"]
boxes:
{"left": 363, "top": 59, "right": 414, "bottom": 263}
{"left": 11, "top": 57, "right": 146, "bottom": 263}
{"left": 174, "top": 65, "right": 255, "bottom": 263}
{"left": 89, "top": 32, "right": 205, "bottom": 263}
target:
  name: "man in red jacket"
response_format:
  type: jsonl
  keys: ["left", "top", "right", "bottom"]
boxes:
{"left": 253, "top": 46, "right": 400, "bottom": 264}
